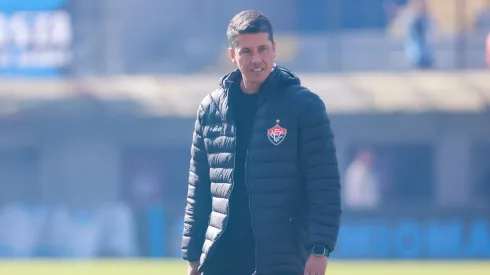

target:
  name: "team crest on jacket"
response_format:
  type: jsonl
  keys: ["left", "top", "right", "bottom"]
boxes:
{"left": 267, "top": 120, "right": 287, "bottom": 146}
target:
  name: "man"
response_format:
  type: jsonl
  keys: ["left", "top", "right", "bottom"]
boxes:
{"left": 486, "top": 32, "right": 490, "bottom": 68}
{"left": 181, "top": 10, "right": 341, "bottom": 275}
{"left": 344, "top": 150, "right": 380, "bottom": 210}
{"left": 403, "top": 0, "right": 436, "bottom": 69}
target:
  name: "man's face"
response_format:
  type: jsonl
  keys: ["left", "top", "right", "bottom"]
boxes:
{"left": 229, "top": 32, "right": 276, "bottom": 85}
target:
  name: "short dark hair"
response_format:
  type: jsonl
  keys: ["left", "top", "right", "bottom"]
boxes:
{"left": 226, "top": 10, "right": 274, "bottom": 48}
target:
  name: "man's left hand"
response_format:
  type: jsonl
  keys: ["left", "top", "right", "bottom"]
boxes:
{"left": 304, "top": 254, "right": 328, "bottom": 275}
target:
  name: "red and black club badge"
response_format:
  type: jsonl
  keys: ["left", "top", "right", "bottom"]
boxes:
{"left": 267, "top": 119, "right": 287, "bottom": 146}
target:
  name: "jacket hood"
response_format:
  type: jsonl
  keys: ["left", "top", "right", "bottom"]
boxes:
{"left": 218, "top": 64, "right": 301, "bottom": 89}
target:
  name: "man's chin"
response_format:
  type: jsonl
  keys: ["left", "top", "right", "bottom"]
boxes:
{"left": 244, "top": 73, "right": 269, "bottom": 84}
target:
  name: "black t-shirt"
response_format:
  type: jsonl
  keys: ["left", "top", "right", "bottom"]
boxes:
{"left": 205, "top": 81, "right": 258, "bottom": 273}
{"left": 230, "top": 82, "right": 258, "bottom": 229}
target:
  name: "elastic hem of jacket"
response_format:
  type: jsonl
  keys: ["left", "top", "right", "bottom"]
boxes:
{"left": 182, "top": 255, "right": 200, "bottom": 262}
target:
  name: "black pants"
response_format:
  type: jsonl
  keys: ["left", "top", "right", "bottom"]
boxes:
{"left": 202, "top": 244, "right": 255, "bottom": 275}
{"left": 203, "top": 220, "right": 256, "bottom": 275}
{"left": 203, "top": 263, "right": 254, "bottom": 275}
{"left": 204, "top": 272, "right": 300, "bottom": 275}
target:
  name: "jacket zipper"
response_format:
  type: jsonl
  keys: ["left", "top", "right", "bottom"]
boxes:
{"left": 245, "top": 148, "right": 258, "bottom": 273}
{"left": 247, "top": 92, "right": 263, "bottom": 273}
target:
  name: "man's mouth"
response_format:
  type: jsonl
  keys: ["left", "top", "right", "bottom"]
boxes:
{"left": 251, "top": 68, "right": 264, "bottom": 72}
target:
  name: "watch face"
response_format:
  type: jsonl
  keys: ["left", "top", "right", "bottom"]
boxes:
{"left": 313, "top": 245, "right": 325, "bottom": 255}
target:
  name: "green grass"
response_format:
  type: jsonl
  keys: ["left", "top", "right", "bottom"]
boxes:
{"left": 0, "top": 260, "right": 488, "bottom": 275}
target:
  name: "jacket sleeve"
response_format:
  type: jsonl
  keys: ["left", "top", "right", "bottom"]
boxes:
{"left": 299, "top": 92, "right": 342, "bottom": 254}
{"left": 181, "top": 104, "right": 212, "bottom": 261}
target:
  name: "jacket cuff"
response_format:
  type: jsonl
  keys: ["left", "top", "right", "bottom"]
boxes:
{"left": 182, "top": 250, "right": 201, "bottom": 262}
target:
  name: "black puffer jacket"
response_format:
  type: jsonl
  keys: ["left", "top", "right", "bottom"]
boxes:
{"left": 181, "top": 66, "right": 341, "bottom": 274}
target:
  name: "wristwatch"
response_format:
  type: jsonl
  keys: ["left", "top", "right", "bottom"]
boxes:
{"left": 311, "top": 245, "right": 330, "bottom": 257}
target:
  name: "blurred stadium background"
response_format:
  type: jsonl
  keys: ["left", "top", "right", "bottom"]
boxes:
{"left": 0, "top": 0, "right": 489, "bottom": 274}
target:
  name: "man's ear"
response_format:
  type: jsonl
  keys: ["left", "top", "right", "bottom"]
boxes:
{"left": 272, "top": 41, "right": 276, "bottom": 56}
{"left": 228, "top": 47, "right": 237, "bottom": 64}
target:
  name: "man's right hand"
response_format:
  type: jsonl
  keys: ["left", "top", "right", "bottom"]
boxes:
{"left": 188, "top": 261, "right": 201, "bottom": 275}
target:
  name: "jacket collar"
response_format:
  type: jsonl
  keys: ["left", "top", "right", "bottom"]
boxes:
{"left": 215, "top": 64, "right": 300, "bottom": 123}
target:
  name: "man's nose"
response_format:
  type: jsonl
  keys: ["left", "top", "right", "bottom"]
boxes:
{"left": 251, "top": 51, "right": 261, "bottom": 63}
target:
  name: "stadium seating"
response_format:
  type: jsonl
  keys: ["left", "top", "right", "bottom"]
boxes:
{"left": 196, "top": 1, "right": 490, "bottom": 73}
{"left": 427, "top": 0, "right": 490, "bottom": 34}
{"left": 389, "top": 0, "right": 490, "bottom": 36}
